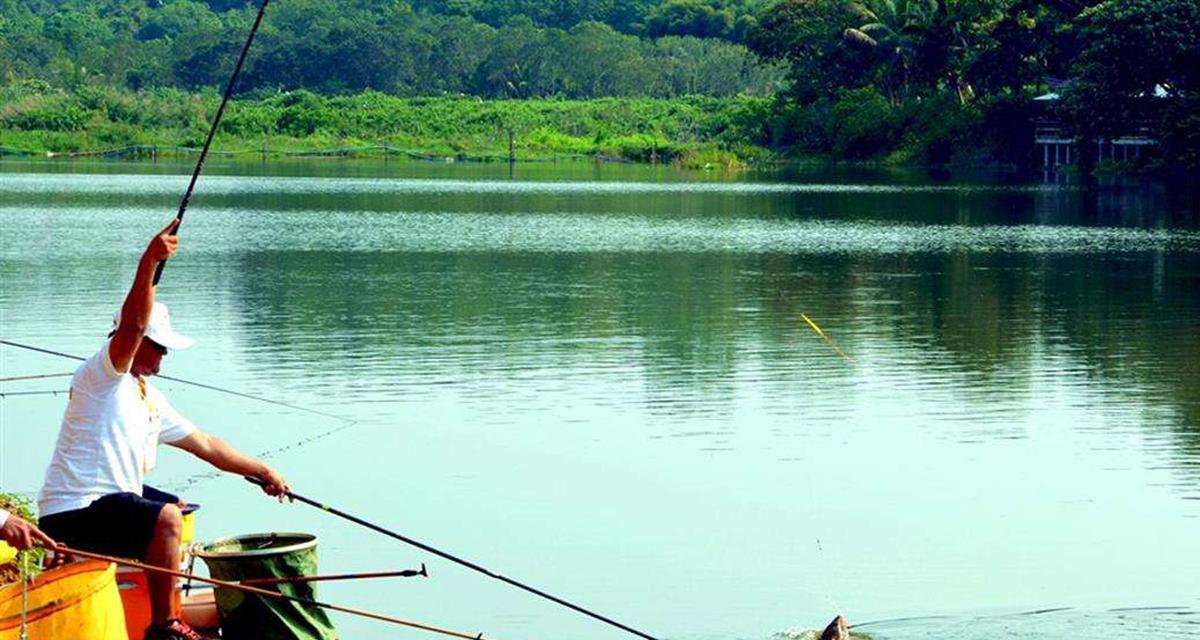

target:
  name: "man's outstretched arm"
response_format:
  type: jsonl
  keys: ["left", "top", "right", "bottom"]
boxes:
{"left": 170, "top": 432, "right": 291, "bottom": 500}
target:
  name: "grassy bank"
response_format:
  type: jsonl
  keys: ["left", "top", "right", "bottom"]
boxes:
{"left": 0, "top": 85, "right": 772, "bottom": 167}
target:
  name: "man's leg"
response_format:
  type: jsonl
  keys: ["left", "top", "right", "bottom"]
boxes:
{"left": 144, "top": 503, "right": 183, "bottom": 624}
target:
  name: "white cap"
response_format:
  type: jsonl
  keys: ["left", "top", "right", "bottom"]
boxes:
{"left": 112, "top": 302, "right": 194, "bottom": 351}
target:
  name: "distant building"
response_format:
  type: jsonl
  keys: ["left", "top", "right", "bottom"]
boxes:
{"left": 1033, "top": 85, "right": 1167, "bottom": 169}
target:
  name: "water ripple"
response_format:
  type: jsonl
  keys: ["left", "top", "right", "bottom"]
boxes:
{"left": 4, "top": 207, "right": 1196, "bottom": 257}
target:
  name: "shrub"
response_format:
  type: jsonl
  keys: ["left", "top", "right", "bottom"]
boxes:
{"left": 830, "top": 87, "right": 895, "bottom": 159}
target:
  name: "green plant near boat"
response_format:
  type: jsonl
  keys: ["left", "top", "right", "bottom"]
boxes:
{"left": 0, "top": 492, "right": 44, "bottom": 584}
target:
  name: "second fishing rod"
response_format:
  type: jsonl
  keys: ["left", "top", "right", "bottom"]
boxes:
{"left": 245, "top": 476, "right": 661, "bottom": 640}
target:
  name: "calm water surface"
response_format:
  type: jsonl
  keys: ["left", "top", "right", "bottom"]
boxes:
{"left": 1, "top": 160, "right": 1198, "bottom": 639}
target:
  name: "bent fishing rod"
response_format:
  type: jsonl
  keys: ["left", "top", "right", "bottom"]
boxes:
{"left": 153, "top": 0, "right": 271, "bottom": 285}
{"left": 0, "top": 338, "right": 346, "bottom": 421}
{"left": 245, "top": 477, "right": 661, "bottom": 640}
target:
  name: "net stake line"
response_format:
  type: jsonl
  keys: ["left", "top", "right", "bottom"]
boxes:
{"left": 0, "top": 339, "right": 348, "bottom": 421}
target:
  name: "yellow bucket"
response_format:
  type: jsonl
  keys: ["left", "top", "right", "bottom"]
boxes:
{"left": 0, "top": 544, "right": 14, "bottom": 566}
{"left": 180, "top": 507, "right": 197, "bottom": 561}
{"left": 0, "top": 560, "right": 129, "bottom": 640}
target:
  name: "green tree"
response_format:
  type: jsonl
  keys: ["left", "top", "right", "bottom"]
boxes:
{"left": 1063, "top": 0, "right": 1200, "bottom": 170}
{"left": 747, "top": 0, "right": 874, "bottom": 101}
{"left": 841, "top": 0, "right": 942, "bottom": 100}
{"left": 137, "top": 1, "right": 220, "bottom": 41}
{"left": 644, "top": 0, "right": 736, "bottom": 39}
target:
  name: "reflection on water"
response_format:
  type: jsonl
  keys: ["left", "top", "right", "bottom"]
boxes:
{"left": 1, "top": 162, "right": 1198, "bottom": 640}
{"left": 854, "top": 606, "right": 1200, "bottom": 639}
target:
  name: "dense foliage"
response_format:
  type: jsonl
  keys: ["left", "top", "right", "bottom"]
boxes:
{"left": 408, "top": 0, "right": 767, "bottom": 40}
{"left": 1, "top": 0, "right": 1196, "bottom": 169}
{"left": 0, "top": 0, "right": 780, "bottom": 99}
{"left": 746, "top": 0, "right": 1200, "bottom": 170}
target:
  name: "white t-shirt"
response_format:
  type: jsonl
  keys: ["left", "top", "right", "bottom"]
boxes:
{"left": 38, "top": 341, "right": 197, "bottom": 517}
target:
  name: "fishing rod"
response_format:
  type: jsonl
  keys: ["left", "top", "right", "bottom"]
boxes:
{"left": 242, "top": 564, "right": 428, "bottom": 586}
{"left": 245, "top": 476, "right": 661, "bottom": 640}
{"left": 55, "top": 546, "right": 490, "bottom": 640}
{"left": 152, "top": 0, "right": 271, "bottom": 286}
{"left": 0, "top": 339, "right": 347, "bottom": 421}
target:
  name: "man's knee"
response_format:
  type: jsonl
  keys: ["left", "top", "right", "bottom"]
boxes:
{"left": 155, "top": 504, "right": 183, "bottom": 541}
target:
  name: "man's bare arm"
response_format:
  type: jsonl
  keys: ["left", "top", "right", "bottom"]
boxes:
{"left": 170, "top": 432, "right": 291, "bottom": 499}
{"left": 109, "top": 219, "right": 179, "bottom": 374}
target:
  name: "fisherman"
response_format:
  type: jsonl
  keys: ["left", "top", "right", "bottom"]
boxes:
{"left": 36, "top": 219, "right": 291, "bottom": 640}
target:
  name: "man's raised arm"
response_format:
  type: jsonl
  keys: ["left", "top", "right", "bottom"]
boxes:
{"left": 109, "top": 219, "right": 180, "bottom": 374}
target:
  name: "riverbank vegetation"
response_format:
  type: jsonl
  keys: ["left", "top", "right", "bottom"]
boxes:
{"left": 0, "top": 0, "right": 1196, "bottom": 171}
{"left": 0, "top": 84, "right": 773, "bottom": 164}
{"left": 747, "top": 0, "right": 1200, "bottom": 172}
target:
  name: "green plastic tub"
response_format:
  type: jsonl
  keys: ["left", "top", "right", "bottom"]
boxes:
{"left": 194, "top": 532, "right": 338, "bottom": 640}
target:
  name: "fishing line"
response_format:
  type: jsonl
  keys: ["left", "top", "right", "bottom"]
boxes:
{"left": 796, "top": 313, "right": 851, "bottom": 619}
{"left": 0, "top": 390, "right": 67, "bottom": 398}
{"left": 1, "top": 338, "right": 364, "bottom": 494}
{"left": 19, "top": 553, "right": 28, "bottom": 640}
{"left": 244, "top": 477, "right": 661, "bottom": 640}
{"left": 169, "top": 419, "right": 358, "bottom": 493}
{"left": 0, "top": 339, "right": 349, "bottom": 421}
{"left": 0, "top": 373, "right": 72, "bottom": 383}
{"left": 153, "top": 0, "right": 272, "bottom": 285}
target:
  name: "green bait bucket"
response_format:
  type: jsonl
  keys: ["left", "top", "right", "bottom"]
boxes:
{"left": 194, "top": 532, "right": 338, "bottom": 640}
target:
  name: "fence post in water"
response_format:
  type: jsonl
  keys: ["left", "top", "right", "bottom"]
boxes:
{"left": 508, "top": 128, "right": 515, "bottom": 165}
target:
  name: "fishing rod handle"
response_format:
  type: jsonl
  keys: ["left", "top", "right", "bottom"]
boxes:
{"left": 151, "top": 215, "right": 182, "bottom": 286}
{"left": 244, "top": 474, "right": 289, "bottom": 496}
{"left": 151, "top": 257, "right": 167, "bottom": 286}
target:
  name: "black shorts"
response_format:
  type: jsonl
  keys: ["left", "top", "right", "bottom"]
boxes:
{"left": 39, "top": 486, "right": 180, "bottom": 561}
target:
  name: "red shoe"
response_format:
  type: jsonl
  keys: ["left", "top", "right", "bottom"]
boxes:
{"left": 143, "top": 618, "right": 203, "bottom": 640}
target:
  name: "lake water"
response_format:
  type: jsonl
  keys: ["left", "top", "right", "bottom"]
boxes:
{"left": 1, "top": 160, "right": 1198, "bottom": 639}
